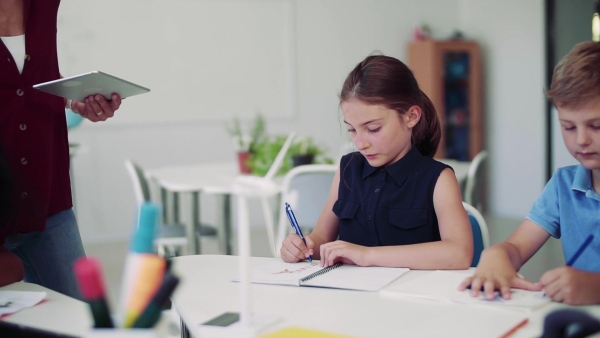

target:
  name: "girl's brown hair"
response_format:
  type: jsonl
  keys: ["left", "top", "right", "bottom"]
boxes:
{"left": 339, "top": 55, "right": 441, "bottom": 157}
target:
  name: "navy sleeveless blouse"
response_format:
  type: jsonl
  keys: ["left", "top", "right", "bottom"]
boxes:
{"left": 333, "top": 146, "right": 450, "bottom": 247}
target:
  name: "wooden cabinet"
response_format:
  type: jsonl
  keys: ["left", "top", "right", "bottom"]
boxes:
{"left": 408, "top": 40, "right": 483, "bottom": 161}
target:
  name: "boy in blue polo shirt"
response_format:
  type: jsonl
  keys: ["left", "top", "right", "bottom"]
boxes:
{"left": 459, "top": 41, "right": 600, "bottom": 305}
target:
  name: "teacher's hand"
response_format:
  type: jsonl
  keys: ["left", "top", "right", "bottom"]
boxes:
{"left": 71, "top": 93, "right": 122, "bottom": 122}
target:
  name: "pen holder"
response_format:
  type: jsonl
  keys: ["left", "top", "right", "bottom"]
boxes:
{"left": 84, "top": 310, "right": 170, "bottom": 338}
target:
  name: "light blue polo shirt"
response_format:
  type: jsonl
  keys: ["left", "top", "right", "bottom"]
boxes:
{"left": 527, "top": 165, "right": 600, "bottom": 272}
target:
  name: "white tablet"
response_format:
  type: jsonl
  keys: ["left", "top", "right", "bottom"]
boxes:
{"left": 32, "top": 71, "right": 150, "bottom": 101}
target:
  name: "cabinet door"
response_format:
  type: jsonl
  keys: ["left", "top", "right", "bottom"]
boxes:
{"left": 408, "top": 40, "right": 483, "bottom": 160}
{"left": 443, "top": 50, "right": 472, "bottom": 161}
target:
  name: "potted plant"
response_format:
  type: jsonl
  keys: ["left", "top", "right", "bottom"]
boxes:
{"left": 225, "top": 114, "right": 267, "bottom": 174}
{"left": 288, "top": 136, "right": 333, "bottom": 167}
{"left": 246, "top": 135, "right": 291, "bottom": 177}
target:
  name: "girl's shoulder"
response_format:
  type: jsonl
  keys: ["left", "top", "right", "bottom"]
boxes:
{"left": 419, "top": 156, "right": 451, "bottom": 173}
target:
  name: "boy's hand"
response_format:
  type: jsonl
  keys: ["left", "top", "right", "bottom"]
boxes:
{"left": 540, "top": 267, "right": 600, "bottom": 305}
{"left": 319, "top": 240, "right": 368, "bottom": 267}
{"left": 280, "top": 234, "right": 314, "bottom": 263}
{"left": 458, "top": 246, "right": 541, "bottom": 300}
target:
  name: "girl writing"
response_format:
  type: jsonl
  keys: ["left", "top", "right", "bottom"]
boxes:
{"left": 280, "top": 55, "right": 473, "bottom": 269}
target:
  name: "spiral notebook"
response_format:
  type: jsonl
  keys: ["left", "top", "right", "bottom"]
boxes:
{"left": 232, "top": 260, "right": 409, "bottom": 291}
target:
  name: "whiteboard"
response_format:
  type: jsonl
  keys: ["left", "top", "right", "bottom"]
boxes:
{"left": 57, "top": 0, "right": 296, "bottom": 124}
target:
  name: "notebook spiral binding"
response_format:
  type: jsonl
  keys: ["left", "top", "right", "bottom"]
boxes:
{"left": 299, "top": 262, "right": 343, "bottom": 282}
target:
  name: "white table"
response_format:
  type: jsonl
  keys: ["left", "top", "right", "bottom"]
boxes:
{"left": 0, "top": 282, "right": 173, "bottom": 336}
{"left": 146, "top": 162, "right": 241, "bottom": 255}
{"left": 170, "top": 255, "right": 600, "bottom": 338}
{"left": 0, "top": 282, "right": 91, "bottom": 337}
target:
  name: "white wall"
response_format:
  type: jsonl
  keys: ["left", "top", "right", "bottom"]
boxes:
{"left": 458, "top": 0, "right": 546, "bottom": 218}
{"left": 63, "top": 0, "right": 545, "bottom": 242}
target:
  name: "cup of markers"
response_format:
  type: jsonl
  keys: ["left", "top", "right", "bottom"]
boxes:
{"left": 74, "top": 256, "right": 180, "bottom": 337}
{"left": 74, "top": 202, "right": 180, "bottom": 337}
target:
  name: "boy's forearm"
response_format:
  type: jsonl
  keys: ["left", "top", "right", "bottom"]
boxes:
{"left": 485, "top": 241, "right": 525, "bottom": 271}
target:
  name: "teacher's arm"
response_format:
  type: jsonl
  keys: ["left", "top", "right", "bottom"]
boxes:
{"left": 0, "top": 246, "right": 24, "bottom": 287}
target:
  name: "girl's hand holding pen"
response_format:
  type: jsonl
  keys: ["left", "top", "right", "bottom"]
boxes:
{"left": 280, "top": 233, "right": 314, "bottom": 263}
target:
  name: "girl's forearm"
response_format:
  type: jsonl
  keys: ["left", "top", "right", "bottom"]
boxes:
{"left": 364, "top": 240, "right": 472, "bottom": 269}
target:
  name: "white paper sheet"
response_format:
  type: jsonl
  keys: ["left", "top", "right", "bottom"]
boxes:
{"left": 0, "top": 291, "right": 46, "bottom": 316}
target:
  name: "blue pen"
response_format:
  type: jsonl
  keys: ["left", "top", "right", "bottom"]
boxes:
{"left": 284, "top": 202, "right": 313, "bottom": 262}
{"left": 566, "top": 234, "right": 594, "bottom": 266}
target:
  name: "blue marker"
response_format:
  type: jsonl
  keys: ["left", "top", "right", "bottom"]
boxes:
{"left": 285, "top": 202, "right": 313, "bottom": 262}
{"left": 566, "top": 234, "right": 594, "bottom": 267}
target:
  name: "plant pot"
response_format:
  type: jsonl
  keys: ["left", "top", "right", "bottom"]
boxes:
{"left": 292, "top": 154, "right": 314, "bottom": 167}
{"left": 237, "top": 151, "right": 252, "bottom": 174}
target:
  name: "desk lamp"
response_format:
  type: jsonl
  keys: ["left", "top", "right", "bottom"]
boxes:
{"left": 198, "top": 132, "right": 296, "bottom": 337}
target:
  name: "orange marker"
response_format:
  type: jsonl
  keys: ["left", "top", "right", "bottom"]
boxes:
{"left": 123, "top": 254, "right": 166, "bottom": 328}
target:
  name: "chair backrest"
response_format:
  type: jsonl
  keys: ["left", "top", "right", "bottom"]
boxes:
{"left": 463, "top": 202, "right": 490, "bottom": 267}
{"left": 463, "top": 150, "right": 488, "bottom": 210}
{"left": 125, "top": 159, "right": 151, "bottom": 205}
{"left": 275, "top": 164, "right": 337, "bottom": 255}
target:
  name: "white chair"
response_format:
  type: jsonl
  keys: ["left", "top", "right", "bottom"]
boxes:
{"left": 463, "top": 150, "right": 488, "bottom": 211}
{"left": 275, "top": 164, "right": 337, "bottom": 257}
{"left": 463, "top": 202, "right": 490, "bottom": 267}
{"left": 125, "top": 159, "right": 217, "bottom": 258}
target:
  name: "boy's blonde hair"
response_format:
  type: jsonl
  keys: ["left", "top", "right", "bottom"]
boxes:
{"left": 547, "top": 41, "right": 600, "bottom": 109}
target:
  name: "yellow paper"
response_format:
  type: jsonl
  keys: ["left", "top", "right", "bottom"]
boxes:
{"left": 260, "top": 327, "right": 355, "bottom": 338}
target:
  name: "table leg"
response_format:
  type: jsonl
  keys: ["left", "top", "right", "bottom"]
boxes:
{"left": 180, "top": 316, "right": 190, "bottom": 338}
{"left": 192, "top": 191, "right": 201, "bottom": 255}
{"left": 173, "top": 192, "right": 180, "bottom": 223}
{"left": 161, "top": 188, "right": 181, "bottom": 224}
{"left": 222, "top": 194, "right": 233, "bottom": 255}
{"left": 160, "top": 188, "right": 168, "bottom": 223}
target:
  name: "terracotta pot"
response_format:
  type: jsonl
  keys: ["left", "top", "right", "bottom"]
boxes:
{"left": 237, "top": 151, "right": 252, "bottom": 174}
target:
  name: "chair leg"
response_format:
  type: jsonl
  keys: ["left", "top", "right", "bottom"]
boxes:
{"left": 179, "top": 244, "right": 187, "bottom": 256}
{"left": 260, "top": 196, "right": 276, "bottom": 257}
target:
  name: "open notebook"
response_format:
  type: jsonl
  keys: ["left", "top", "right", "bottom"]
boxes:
{"left": 232, "top": 260, "right": 409, "bottom": 292}
{"left": 379, "top": 270, "right": 550, "bottom": 311}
